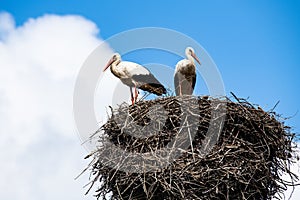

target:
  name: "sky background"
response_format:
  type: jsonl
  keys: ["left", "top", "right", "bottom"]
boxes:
{"left": 0, "top": 0, "right": 299, "bottom": 199}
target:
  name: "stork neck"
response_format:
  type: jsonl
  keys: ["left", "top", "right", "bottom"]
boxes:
{"left": 110, "top": 60, "right": 121, "bottom": 77}
{"left": 186, "top": 54, "right": 195, "bottom": 64}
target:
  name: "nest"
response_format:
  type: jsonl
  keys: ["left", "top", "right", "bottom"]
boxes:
{"left": 83, "top": 95, "right": 298, "bottom": 200}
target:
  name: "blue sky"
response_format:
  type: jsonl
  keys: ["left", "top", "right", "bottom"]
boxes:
{"left": 2, "top": 0, "right": 299, "bottom": 133}
{"left": 1, "top": 1, "right": 300, "bottom": 199}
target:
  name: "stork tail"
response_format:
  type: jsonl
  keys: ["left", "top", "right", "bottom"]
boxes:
{"left": 139, "top": 83, "right": 166, "bottom": 96}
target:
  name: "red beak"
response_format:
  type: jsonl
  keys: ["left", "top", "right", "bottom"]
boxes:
{"left": 191, "top": 52, "right": 201, "bottom": 65}
{"left": 103, "top": 57, "right": 114, "bottom": 72}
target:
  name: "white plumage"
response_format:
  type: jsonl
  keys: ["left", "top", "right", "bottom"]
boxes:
{"left": 174, "top": 47, "right": 201, "bottom": 96}
{"left": 103, "top": 53, "right": 166, "bottom": 105}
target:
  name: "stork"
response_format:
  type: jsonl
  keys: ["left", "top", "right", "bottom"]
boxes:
{"left": 174, "top": 47, "right": 201, "bottom": 96}
{"left": 103, "top": 53, "right": 167, "bottom": 105}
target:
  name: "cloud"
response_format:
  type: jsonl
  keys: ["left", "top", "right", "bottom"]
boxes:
{"left": 0, "top": 12, "right": 112, "bottom": 200}
{"left": 0, "top": 12, "right": 15, "bottom": 39}
{"left": 280, "top": 152, "right": 300, "bottom": 200}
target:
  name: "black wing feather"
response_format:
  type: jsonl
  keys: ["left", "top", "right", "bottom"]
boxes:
{"left": 132, "top": 74, "right": 166, "bottom": 95}
{"left": 191, "top": 73, "right": 196, "bottom": 93}
{"left": 174, "top": 72, "right": 196, "bottom": 95}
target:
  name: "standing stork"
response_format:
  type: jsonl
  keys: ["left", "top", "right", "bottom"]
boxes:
{"left": 174, "top": 47, "right": 201, "bottom": 96}
{"left": 103, "top": 53, "right": 167, "bottom": 105}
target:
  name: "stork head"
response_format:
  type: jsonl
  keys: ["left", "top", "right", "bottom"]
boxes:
{"left": 186, "top": 47, "right": 201, "bottom": 65}
{"left": 103, "top": 53, "right": 121, "bottom": 71}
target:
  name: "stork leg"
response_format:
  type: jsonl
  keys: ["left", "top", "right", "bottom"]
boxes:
{"left": 134, "top": 85, "right": 139, "bottom": 103}
{"left": 130, "top": 87, "right": 135, "bottom": 105}
{"left": 179, "top": 84, "right": 182, "bottom": 96}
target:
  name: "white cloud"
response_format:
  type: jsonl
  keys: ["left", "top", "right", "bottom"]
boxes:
{"left": 280, "top": 152, "right": 300, "bottom": 200}
{"left": 0, "top": 12, "right": 112, "bottom": 200}
{"left": 0, "top": 12, "right": 15, "bottom": 39}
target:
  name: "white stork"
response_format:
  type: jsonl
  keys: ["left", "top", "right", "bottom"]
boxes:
{"left": 103, "top": 53, "right": 167, "bottom": 105}
{"left": 174, "top": 47, "right": 201, "bottom": 96}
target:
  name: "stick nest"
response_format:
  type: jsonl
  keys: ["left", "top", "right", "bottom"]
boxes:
{"left": 83, "top": 95, "right": 298, "bottom": 200}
